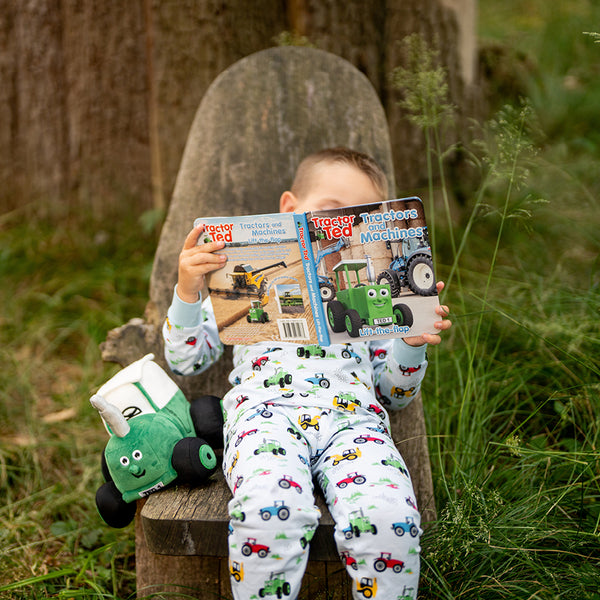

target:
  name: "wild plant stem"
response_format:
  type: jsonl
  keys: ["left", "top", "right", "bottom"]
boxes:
{"left": 456, "top": 113, "right": 527, "bottom": 445}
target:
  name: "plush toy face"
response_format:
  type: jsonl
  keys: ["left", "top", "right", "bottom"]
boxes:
{"left": 105, "top": 414, "right": 179, "bottom": 501}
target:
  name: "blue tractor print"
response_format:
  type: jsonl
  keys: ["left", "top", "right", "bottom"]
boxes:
{"left": 304, "top": 373, "right": 330, "bottom": 388}
{"left": 259, "top": 500, "right": 290, "bottom": 521}
{"left": 391, "top": 516, "right": 419, "bottom": 538}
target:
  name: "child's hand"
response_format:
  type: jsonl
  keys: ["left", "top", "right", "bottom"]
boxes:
{"left": 176, "top": 224, "right": 227, "bottom": 303}
{"left": 403, "top": 281, "right": 452, "bottom": 347}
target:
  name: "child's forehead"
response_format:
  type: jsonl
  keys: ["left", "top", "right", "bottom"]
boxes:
{"left": 311, "top": 162, "right": 376, "bottom": 189}
{"left": 301, "top": 162, "right": 383, "bottom": 205}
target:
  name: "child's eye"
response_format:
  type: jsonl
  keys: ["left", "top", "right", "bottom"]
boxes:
{"left": 132, "top": 450, "right": 143, "bottom": 461}
{"left": 367, "top": 289, "right": 377, "bottom": 298}
{"left": 380, "top": 288, "right": 389, "bottom": 297}
{"left": 120, "top": 456, "right": 130, "bottom": 466}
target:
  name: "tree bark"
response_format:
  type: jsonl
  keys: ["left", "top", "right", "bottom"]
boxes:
{"left": 0, "top": 0, "right": 477, "bottom": 215}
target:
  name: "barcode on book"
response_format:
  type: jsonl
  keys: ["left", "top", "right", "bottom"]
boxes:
{"left": 277, "top": 319, "right": 310, "bottom": 341}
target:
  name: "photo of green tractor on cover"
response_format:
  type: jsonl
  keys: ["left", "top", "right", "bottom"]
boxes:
{"left": 326, "top": 258, "right": 413, "bottom": 338}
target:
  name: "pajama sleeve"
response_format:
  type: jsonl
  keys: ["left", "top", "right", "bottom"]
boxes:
{"left": 162, "top": 287, "right": 224, "bottom": 376}
{"left": 370, "top": 338, "right": 428, "bottom": 410}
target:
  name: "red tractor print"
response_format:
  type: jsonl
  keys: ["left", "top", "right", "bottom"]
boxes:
{"left": 373, "top": 551, "right": 404, "bottom": 573}
{"left": 336, "top": 472, "right": 367, "bottom": 488}
{"left": 340, "top": 550, "right": 358, "bottom": 570}
{"left": 241, "top": 537, "right": 270, "bottom": 558}
{"left": 370, "top": 347, "right": 388, "bottom": 360}
{"left": 399, "top": 364, "right": 421, "bottom": 376}
{"left": 278, "top": 475, "right": 303, "bottom": 494}
{"left": 235, "top": 428, "right": 258, "bottom": 447}
{"left": 252, "top": 356, "right": 269, "bottom": 371}
{"left": 354, "top": 434, "right": 384, "bottom": 445}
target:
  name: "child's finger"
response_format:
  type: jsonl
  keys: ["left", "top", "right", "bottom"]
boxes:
{"left": 436, "top": 304, "right": 449, "bottom": 317}
{"left": 434, "top": 318, "right": 452, "bottom": 331}
{"left": 181, "top": 248, "right": 227, "bottom": 269}
{"left": 183, "top": 225, "right": 204, "bottom": 250}
{"left": 196, "top": 239, "right": 227, "bottom": 254}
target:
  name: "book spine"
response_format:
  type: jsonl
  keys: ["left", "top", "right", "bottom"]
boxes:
{"left": 294, "top": 213, "right": 330, "bottom": 346}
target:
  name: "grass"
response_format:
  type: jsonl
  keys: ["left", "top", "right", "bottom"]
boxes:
{"left": 1, "top": 2, "right": 600, "bottom": 598}
{"left": 0, "top": 207, "right": 154, "bottom": 598}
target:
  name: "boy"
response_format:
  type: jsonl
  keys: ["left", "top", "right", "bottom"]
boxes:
{"left": 163, "top": 148, "right": 451, "bottom": 600}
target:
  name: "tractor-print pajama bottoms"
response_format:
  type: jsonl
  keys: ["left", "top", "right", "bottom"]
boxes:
{"left": 223, "top": 401, "right": 422, "bottom": 600}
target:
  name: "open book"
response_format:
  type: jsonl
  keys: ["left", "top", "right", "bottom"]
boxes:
{"left": 197, "top": 197, "right": 439, "bottom": 346}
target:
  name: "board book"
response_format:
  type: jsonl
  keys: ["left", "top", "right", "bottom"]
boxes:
{"left": 197, "top": 197, "right": 439, "bottom": 346}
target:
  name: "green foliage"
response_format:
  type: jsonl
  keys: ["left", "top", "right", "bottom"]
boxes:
{"left": 391, "top": 33, "right": 456, "bottom": 132}
{"left": 0, "top": 206, "right": 154, "bottom": 596}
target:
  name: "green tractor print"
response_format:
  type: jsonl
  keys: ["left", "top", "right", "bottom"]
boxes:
{"left": 259, "top": 571, "right": 292, "bottom": 598}
{"left": 326, "top": 259, "right": 413, "bottom": 337}
{"left": 296, "top": 344, "right": 326, "bottom": 358}
{"left": 263, "top": 367, "right": 293, "bottom": 389}
{"left": 342, "top": 508, "right": 378, "bottom": 539}
{"left": 91, "top": 354, "right": 221, "bottom": 528}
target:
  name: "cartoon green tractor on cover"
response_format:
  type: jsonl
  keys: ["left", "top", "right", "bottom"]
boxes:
{"left": 247, "top": 299, "right": 269, "bottom": 323}
{"left": 91, "top": 354, "right": 224, "bottom": 528}
{"left": 326, "top": 258, "right": 413, "bottom": 338}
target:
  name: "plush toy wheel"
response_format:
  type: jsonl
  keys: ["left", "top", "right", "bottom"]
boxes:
{"left": 172, "top": 437, "right": 218, "bottom": 483}
{"left": 101, "top": 451, "right": 112, "bottom": 482}
{"left": 96, "top": 481, "right": 137, "bottom": 528}
{"left": 190, "top": 395, "right": 225, "bottom": 449}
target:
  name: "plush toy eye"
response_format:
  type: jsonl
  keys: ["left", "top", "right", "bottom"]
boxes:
{"left": 120, "top": 456, "right": 130, "bottom": 466}
{"left": 368, "top": 289, "right": 377, "bottom": 298}
{"left": 132, "top": 450, "right": 143, "bottom": 461}
{"left": 380, "top": 288, "right": 389, "bottom": 297}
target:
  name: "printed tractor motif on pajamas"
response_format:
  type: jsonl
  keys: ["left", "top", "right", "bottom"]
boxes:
{"left": 163, "top": 292, "right": 428, "bottom": 600}
{"left": 223, "top": 401, "right": 421, "bottom": 599}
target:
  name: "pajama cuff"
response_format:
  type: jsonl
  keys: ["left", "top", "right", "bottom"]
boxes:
{"left": 167, "top": 285, "right": 203, "bottom": 328}
{"left": 392, "top": 339, "right": 427, "bottom": 367}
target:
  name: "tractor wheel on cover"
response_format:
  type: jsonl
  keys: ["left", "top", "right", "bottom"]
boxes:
{"left": 172, "top": 437, "right": 217, "bottom": 483}
{"left": 344, "top": 309, "right": 363, "bottom": 338}
{"left": 406, "top": 255, "right": 436, "bottom": 296}
{"left": 96, "top": 481, "right": 136, "bottom": 528}
{"left": 319, "top": 281, "right": 336, "bottom": 301}
{"left": 393, "top": 304, "right": 414, "bottom": 328}
{"left": 327, "top": 300, "right": 346, "bottom": 333}
{"left": 376, "top": 269, "right": 401, "bottom": 297}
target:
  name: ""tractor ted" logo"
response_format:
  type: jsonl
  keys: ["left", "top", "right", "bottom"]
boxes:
{"left": 310, "top": 215, "right": 355, "bottom": 240}
{"left": 204, "top": 222, "right": 234, "bottom": 242}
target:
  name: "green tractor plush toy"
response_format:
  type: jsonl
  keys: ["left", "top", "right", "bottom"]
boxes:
{"left": 92, "top": 354, "right": 224, "bottom": 528}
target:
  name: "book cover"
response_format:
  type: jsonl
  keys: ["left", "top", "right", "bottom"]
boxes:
{"left": 198, "top": 197, "right": 439, "bottom": 346}
{"left": 305, "top": 197, "right": 439, "bottom": 344}
{"left": 196, "top": 212, "right": 323, "bottom": 345}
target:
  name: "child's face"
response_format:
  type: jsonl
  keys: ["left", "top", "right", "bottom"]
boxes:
{"left": 280, "top": 163, "right": 384, "bottom": 213}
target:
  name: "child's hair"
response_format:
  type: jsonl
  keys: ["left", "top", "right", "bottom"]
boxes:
{"left": 291, "top": 147, "right": 388, "bottom": 200}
